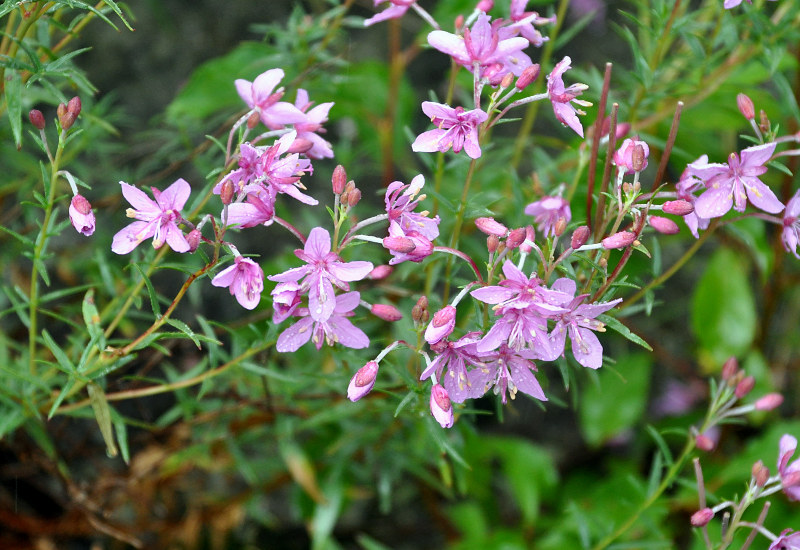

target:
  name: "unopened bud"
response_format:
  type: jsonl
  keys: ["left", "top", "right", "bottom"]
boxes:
{"left": 455, "top": 14, "right": 464, "bottom": 30}
{"left": 737, "top": 93, "right": 755, "bottom": 120}
{"left": 430, "top": 384, "right": 454, "bottom": 428}
{"left": 476, "top": 0, "right": 493, "bottom": 12}
{"left": 67, "top": 96, "right": 82, "bottom": 118}
{"left": 383, "top": 236, "right": 417, "bottom": 254}
{"left": 287, "top": 138, "right": 314, "bottom": 154}
{"left": 186, "top": 229, "right": 202, "bottom": 252}
{"left": 519, "top": 225, "right": 535, "bottom": 253}
{"left": 347, "top": 188, "right": 362, "bottom": 207}
{"left": 367, "top": 265, "right": 393, "bottom": 280}
{"left": 332, "top": 165, "right": 347, "bottom": 195}
{"left": 721, "top": 357, "right": 739, "bottom": 381}
{"left": 601, "top": 231, "right": 636, "bottom": 249}
{"left": 516, "top": 64, "right": 540, "bottom": 90}
{"left": 571, "top": 225, "right": 590, "bottom": 249}
{"left": 220, "top": 179, "right": 235, "bottom": 205}
{"left": 600, "top": 117, "right": 630, "bottom": 140}
{"left": 782, "top": 470, "right": 800, "bottom": 488}
{"left": 695, "top": 434, "right": 715, "bottom": 452}
{"left": 371, "top": 303, "right": 403, "bottom": 322}
{"left": 412, "top": 296, "right": 429, "bottom": 324}
{"left": 475, "top": 217, "right": 508, "bottom": 236}
{"left": 662, "top": 200, "right": 694, "bottom": 216}
{"left": 632, "top": 144, "right": 646, "bottom": 172}
{"left": 348, "top": 361, "right": 379, "bottom": 402}
{"left": 554, "top": 217, "right": 567, "bottom": 237}
{"left": 500, "top": 73, "right": 514, "bottom": 89}
{"left": 487, "top": 234, "right": 500, "bottom": 253}
{"left": 752, "top": 460, "right": 770, "bottom": 487}
{"left": 690, "top": 508, "right": 714, "bottom": 527}
{"left": 341, "top": 180, "right": 356, "bottom": 203}
{"left": 28, "top": 109, "right": 45, "bottom": 130}
{"left": 759, "top": 109, "right": 770, "bottom": 134}
{"left": 735, "top": 375, "right": 755, "bottom": 399}
{"left": 57, "top": 102, "right": 75, "bottom": 130}
{"left": 247, "top": 111, "right": 261, "bottom": 129}
{"left": 425, "top": 305, "right": 457, "bottom": 344}
{"left": 613, "top": 138, "right": 649, "bottom": 174}
{"left": 506, "top": 227, "right": 526, "bottom": 249}
{"left": 754, "top": 393, "right": 783, "bottom": 411}
{"left": 649, "top": 215, "right": 680, "bottom": 235}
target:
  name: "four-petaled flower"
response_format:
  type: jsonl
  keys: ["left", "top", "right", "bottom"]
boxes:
{"left": 212, "top": 256, "right": 264, "bottom": 310}
{"left": 276, "top": 291, "right": 370, "bottom": 352}
{"left": 524, "top": 195, "right": 571, "bottom": 237}
{"left": 412, "top": 102, "right": 488, "bottom": 159}
{"left": 547, "top": 56, "right": 590, "bottom": 137}
{"left": 770, "top": 529, "right": 800, "bottom": 550}
{"left": 235, "top": 69, "right": 306, "bottom": 129}
{"left": 112, "top": 179, "right": 191, "bottom": 255}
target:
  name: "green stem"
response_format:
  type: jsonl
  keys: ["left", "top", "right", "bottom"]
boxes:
{"left": 442, "top": 158, "right": 478, "bottom": 303}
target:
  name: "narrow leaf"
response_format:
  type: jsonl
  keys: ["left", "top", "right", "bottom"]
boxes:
{"left": 87, "top": 383, "right": 119, "bottom": 458}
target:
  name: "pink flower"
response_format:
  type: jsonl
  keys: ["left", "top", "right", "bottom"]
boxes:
{"left": 676, "top": 158, "right": 711, "bottom": 238}
{"left": 211, "top": 256, "right": 264, "bottom": 310}
{"left": 384, "top": 175, "right": 440, "bottom": 241}
{"left": 430, "top": 384, "right": 454, "bottom": 428}
{"left": 69, "top": 194, "right": 95, "bottom": 236}
{"left": 235, "top": 69, "right": 306, "bottom": 129}
{"left": 364, "top": 0, "right": 415, "bottom": 26}
{"left": 613, "top": 138, "right": 650, "bottom": 174}
{"left": 276, "top": 291, "right": 370, "bottom": 352}
{"left": 688, "top": 142, "right": 783, "bottom": 218}
{"left": 770, "top": 529, "right": 800, "bottom": 550}
{"left": 271, "top": 281, "right": 302, "bottom": 323}
{"left": 292, "top": 89, "right": 334, "bottom": 159}
{"left": 425, "top": 305, "right": 457, "bottom": 345}
{"left": 348, "top": 361, "right": 379, "bottom": 401}
{"left": 778, "top": 434, "right": 800, "bottom": 501}
{"left": 269, "top": 227, "right": 373, "bottom": 322}
{"left": 112, "top": 179, "right": 191, "bottom": 254}
{"left": 470, "top": 344, "right": 547, "bottom": 404}
{"left": 505, "top": 1, "right": 555, "bottom": 47}
{"left": 412, "top": 102, "right": 488, "bottom": 159}
{"left": 524, "top": 195, "right": 571, "bottom": 237}
{"left": 725, "top": 0, "right": 776, "bottom": 8}
{"left": 782, "top": 190, "right": 800, "bottom": 258}
{"left": 383, "top": 223, "right": 434, "bottom": 265}
{"left": 547, "top": 56, "right": 589, "bottom": 138}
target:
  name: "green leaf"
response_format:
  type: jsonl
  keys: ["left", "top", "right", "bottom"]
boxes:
{"left": 40, "top": 329, "right": 76, "bottom": 375}
{"left": 133, "top": 263, "right": 161, "bottom": 317}
{"left": 87, "top": 383, "right": 119, "bottom": 458}
{"left": 82, "top": 288, "right": 105, "bottom": 351}
{"left": 579, "top": 352, "right": 653, "bottom": 446}
{"left": 4, "top": 70, "right": 22, "bottom": 149}
{"left": 691, "top": 248, "right": 756, "bottom": 364}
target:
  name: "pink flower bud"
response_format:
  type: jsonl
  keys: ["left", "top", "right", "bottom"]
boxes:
{"left": 371, "top": 303, "right": 403, "bottom": 322}
{"left": 247, "top": 111, "right": 261, "bottom": 129}
{"left": 571, "top": 225, "right": 590, "bottom": 249}
{"left": 754, "top": 393, "right": 783, "bottom": 411}
{"left": 476, "top": 0, "right": 493, "bottom": 12}
{"left": 475, "top": 217, "right": 508, "bottom": 236}
{"left": 287, "top": 138, "right": 314, "bottom": 154}
{"left": 28, "top": 109, "right": 45, "bottom": 130}
{"left": 613, "top": 138, "right": 650, "bottom": 174}
{"left": 500, "top": 73, "right": 514, "bottom": 89}
{"left": 383, "top": 236, "right": 417, "bottom": 254}
{"left": 506, "top": 227, "right": 526, "bottom": 249}
{"left": 601, "top": 231, "right": 636, "bottom": 249}
{"left": 695, "top": 434, "right": 715, "bottom": 452}
{"left": 737, "top": 93, "right": 755, "bottom": 120}
{"left": 455, "top": 14, "right": 464, "bottom": 30}
{"left": 57, "top": 102, "right": 75, "bottom": 130}
{"left": 554, "top": 217, "right": 567, "bottom": 237}
{"left": 220, "top": 179, "right": 235, "bottom": 205}
{"left": 332, "top": 165, "right": 347, "bottom": 195}
{"left": 347, "top": 188, "right": 361, "bottom": 207}
{"left": 690, "top": 508, "right": 714, "bottom": 527}
{"left": 648, "top": 215, "right": 680, "bottom": 235}
{"left": 68, "top": 194, "right": 95, "bottom": 236}
{"left": 67, "top": 96, "right": 82, "bottom": 119}
{"left": 516, "top": 64, "right": 540, "bottom": 90}
{"left": 759, "top": 109, "right": 770, "bottom": 133}
{"left": 519, "top": 225, "right": 535, "bottom": 253}
{"left": 721, "top": 357, "right": 739, "bottom": 381}
{"left": 662, "top": 200, "right": 694, "bottom": 216}
{"left": 412, "top": 296, "right": 429, "bottom": 324}
{"left": 752, "top": 460, "right": 770, "bottom": 487}
{"left": 600, "top": 117, "right": 630, "bottom": 140}
{"left": 430, "top": 384, "right": 454, "bottom": 428}
{"left": 487, "top": 234, "right": 500, "bottom": 253}
{"left": 347, "top": 361, "right": 379, "bottom": 402}
{"left": 367, "top": 265, "right": 393, "bottom": 280}
{"left": 735, "top": 375, "right": 755, "bottom": 398}
{"left": 425, "top": 305, "right": 456, "bottom": 345}
{"left": 186, "top": 229, "right": 202, "bottom": 252}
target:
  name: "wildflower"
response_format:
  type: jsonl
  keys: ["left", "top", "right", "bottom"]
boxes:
{"left": 412, "top": 102, "right": 488, "bottom": 159}
{"left": 269, "top": 227, "right": 373, "bottom": 322}
{"left": 676, "top": 158, "right": 711, "bottom": 238}
{"left": 276, "top": 291, "right": 370, "bottom": 352}
{"left": 421, "top": 332, "right": 489, "bottom": 403}
{"left": 689, "top": 142, "right": 783, "bottom": 218}
{"left": 235, "top": 69, "right": 306, "bottom": 129}
{"left": 613, "top": 138, "right": 649, "bottom": 174}
{"left": 211, "top": 256, "right": 264, "bottom": 310}
{"left": 430, "top": 384, "right": 454, "bottom": 428}
{"left": 371, "top": 303, "right": 403, "bottom": 322}
{"left": 524, "top": 195, "right": 571, "bottom": 237}
{"left": 112, "top": 179, "right": 191, "bottom": 254}
{"left": 364, "top": 0, "right": 415, "bottom": 26}
{"left": 68, "top": 194, "right": 95, "bottom": 236}
{"left": 292, "top": 89, "right": 334, "bottom": 159}
{"left": 347, "top": 361, "right": 379, "bottom": 401}
{"left": 475, "top": 217, "right": 509, "bottom": 236}
{"left": 383, "top": 223, "right": 434, "bottom": 265}
{"left": 547, "top": 56, "right": 590, "bottom": 137}
{"left": 505, "top": 1, "right": 555, "bottom": 47}
{"left": 648, "top": 215, "right": 680, "bottom": 235}
{"left": 271, "top": 281, "right": 302, "bottom": 323}
{"left": 384, "top": 175, "right": 440, "bottom": 241}
{"left": 425, "top": 305, "right": 457, "bottom": 345}
{"left": 778, "top": 434, "right": 800, "bottom": 501}
{"left": 470, "top": 344, "right": 546, "bottom": 404}
{"left": 769, "top": 530, "right": 800, "bottom": 550}
{"left": 225, "top": 192, "right": 276, "bottom": 228}
{"left": 690, "top": 508, "right": 714, "bottom": 527}
{"left": 782, "top": 190, "right": 800, "bottom": 258}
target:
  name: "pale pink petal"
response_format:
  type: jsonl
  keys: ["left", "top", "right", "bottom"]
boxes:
{"left": 112, "top": 221, "right": 155, "bottom": 254}
{"left": 412, "top": 129, "right": 448, "bottom": 153}
{"left": 120, "top": 182, "right": 157, "bottom": 213}
{"left": 251, "top": 69, "right": 284, "bottom": 105}
{"left": 158, "top": 178, "right": 191, "bottom": 210}
{"left": 211, "top": 264, "right": 238, "bottom": 288}
{"left": 328, "top": 261, "right": 374, "bottom": 282}
{"left": 276, "top": 317, "right": 315, "bottom": 352}
{"left": 695, "top": 186, "right": 733, "bottom": 219}
{"left": 329, "top": 316, "right": 370, "bottom": 349}
{"left": 744, "top": 179, "right": 784, "bottom": 214}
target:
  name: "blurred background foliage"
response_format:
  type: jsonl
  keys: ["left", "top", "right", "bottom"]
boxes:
{"left": 0, "top": 0, "right": 798, "bottom": 548}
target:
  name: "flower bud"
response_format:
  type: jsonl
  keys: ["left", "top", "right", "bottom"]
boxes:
{"left": 648, "top": 215, "right": 680, "bottom": 235}
{"left": 67, "top": 96, "right": 82, "bottom": 119}
{"left": 519, "top": 225, "right": 535, "bottom": 253}
{"left": 247, "top": 111, "right": 261, "bottom": 129}
{"left": 425, "top": 305, "right": 456, "bottom": 345}
{"left": 737, "top": 93, "right": 755, "bottom": 120}
{"left": 601, "top": 231, "right": 636, "bottom": 249}
{"left": 430, "top": 384, "right": 454, "bottom": 428}
{"left": 600, "top": 117, "right": 630, "bottom": 140}
{"left": 735, "top": 375, "right": 755, "bottom": 399}
{"left": 759, "top": 109, "right": 770, "bottom": 134}
{"left": 487, "top": 234, "right": 500, "bottom": 254}
{"left": 721, "top": 357, "right": 739, "bottom": 381}
{"left": 287, "top": 138, "right": 314, "bottom": 154}
{"left": 662, "top": 200, "right": 694, "bottom": 216}
{"left": 631, "top": 144, "right": 646, "bottom": 172}
{"left": 695, "top": 434, "right": 715, "bottom": 452}
{"left": 571, "top": 225, "right": 590, "bottom": 249}
{"left": 332, "top": 165, "right": 347, "bottom": 195}
{"left": 690, "top": 508, "right": 714, "bottom": 527}
{"left": 754, "top": 392, "right": 783, "bottom": 411}
{"left": 347, "top": 361, "right": 379, "bottom": 402}
{"left": 613, "top": 138, "right": 650, "bottom": 174}
{"left": 57, "top": 103, "right": 73, "bottom": 130}
{"left": 476, "top": 0, "right": 493, "bottom": 12}
{"left": 455, "top": 14, "right": 464, "bottom": 30}
{"left": 28, "top": 109, "right": 45, "bottom": 130}
{"left": 752, "top": 460, "right": 770, "bottom": 487}
{"left": 68, "top": 194, "right": 95, "bottom": 236}
{"left": 412, "top": 296, "right": 429, "bottom": 324}
{"left": 371, "top": 303, "right": 403, "bottom": 322}
{"left": 367, "top": 265, "right": 393, "bottom": 280}
{"left": 383, "top": 236, "right": 417, "bottom": 254}
{"left": 500, "top": 72, "right": 514, "bottom": 89}
{"left": 347, "top": 188, "right": 361, "bottom": 207}
{"left": 516, "top": 64, "right": 540, "bottom": 90}
{"left": 475, "top": 217, "right": 508, "bottom": 236}
{"left": 506, "top": 227, "right": 526, "bottom": 249}
{"left": 220, "top": 179, "right": 235, "bottom": 205}
{"left": 554, "top": 217, "right": 567, "bottom": 237}
{"left": 782, "top": 470, "right": 800, "bottom": 488}
{"left": 186, "top": 229, "right": 202, "bottom": 252}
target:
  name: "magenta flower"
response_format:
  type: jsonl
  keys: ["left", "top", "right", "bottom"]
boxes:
{"left": 225, "top": 192, "right": 276, "bottom": 228}
{"left": 112, "top": 179, "right": 191, "bottom": 255}
{"left": 689, "top": 142, "right": 783, "bottom": 218}
{"left": 235, "top": 69, "right": 306, "bottom": 129}
{"left": 364, "top": 0, "right": 415, "bottom": 27}
{"left": 676, "top": 158, "right": 711, "bottom": 238}
{"left": 725, "top": 0, "right": 776, "bottom": 8}
{"left": 547, "top": 56, "right": 589, "bottom": 138}
{"left": 778, "top": 434, "right": 800, "bottom": 501}
{"left": 548, "top": 278, "right": 622, "bottom": 369}
{"left": 69, "top": 194, "right": 95, "bottom": 236}
{"left": 269, "top": 227, "right": 373, "bottom": 322}
{"left": 430, "top": 384, "right": 454, "bottom": 428}
{"left": 271, "top": 281, "right": 302, "bottom": 323}
{"left": 293, "top": 89, "right": 334, "bottom": 159}
{"left": 613, "top": 138, "right": 650, "bottom": 174}
{"left": 383, "top": 223, "right": 434, "bottom": 265}
{"left": 470, "top": 345, "right": 546, "bottom": 404}
{"left": 524, "top": 195, "right": 571, "bottom": 237}
{"left": 348, "top": 361, "right": 379, "bottom": 401}
{"left": 412, "top": 102, "right": 488, "bottom": 159}
{"left": 504, "top": 1, "right": 555, "bottom": 47}
{"left": 421, "top": 332, "right": 489, "bottom": 403}
{"left": 770, "top": 529, "right": 800, "bottom": 550}
{"left": 211, "top": 256, "right": 264, "bottom": 310}
{"left": 427, "top": 13, "right": 532, "bottom": 80}
{"left": 384, "top": 175, "right": 440, "bottom": 241}
{"left": 782, "top": 190, "right": 800, "bottom": 258}
{"left": 276, "top": 291, "right": 370, "bottom": 352}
